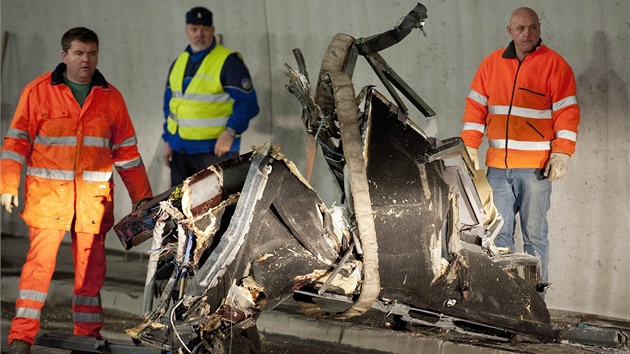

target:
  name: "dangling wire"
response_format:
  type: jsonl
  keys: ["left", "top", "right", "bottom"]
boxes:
{"left": 170, "top": 297, "right": 192, "bottom": 353}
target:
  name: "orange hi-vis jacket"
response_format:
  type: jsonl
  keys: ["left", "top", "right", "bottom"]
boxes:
{"left": 1, "top": 64, "right": 152, "bottom": 234}
{"left": 461, "top": 41, "right": 580, "bottom": 169}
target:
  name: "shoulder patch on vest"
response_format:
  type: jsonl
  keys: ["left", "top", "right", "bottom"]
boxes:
{"left": 241, "top": 78, "right": 252, "bottom": 91}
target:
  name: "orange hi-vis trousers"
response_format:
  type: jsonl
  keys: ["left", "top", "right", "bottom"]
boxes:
{"left": 8, "top": 228, "right": 106, "bottom": 345}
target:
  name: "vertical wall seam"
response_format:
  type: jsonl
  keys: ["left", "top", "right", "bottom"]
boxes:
{"left": 263, "top": 0, "right": 273, "bottom": 134}
{"left": 600, "top": 0, "right": 610, "bottom": 148}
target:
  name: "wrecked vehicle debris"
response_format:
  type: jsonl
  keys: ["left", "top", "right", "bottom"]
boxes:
{"left": 113, "top": 3, "right": 565, "bottom": 353}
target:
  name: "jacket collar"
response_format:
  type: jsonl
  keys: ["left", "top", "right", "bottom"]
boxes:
{"left": 502, "top": 38, "right": 543, "bottom": 59}
{"left": 51, "top": 63, "right": 108, "bottom": 88}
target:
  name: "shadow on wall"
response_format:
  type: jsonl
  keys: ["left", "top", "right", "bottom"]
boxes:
{"left": 573, "top": 30, "right": 629, "bottom": 310}
{"left": 240, "top": 32, "right": 275, "bottom": 159}
{"left": 146, "top": 140, "right": 171, "bottom": 196}
{"left": 1, "top": 32, "right": 29, "bottom": 238}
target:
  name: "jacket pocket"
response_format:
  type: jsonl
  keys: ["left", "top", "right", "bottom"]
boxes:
{"left": 22, "top": 177, "right": 74, "bottom": 228}
{"left": 526, "top": 121, "right": 546, "bottom": 139}
{"left": 77, "top": 181, "right": 114, "bottom": 229}
{"left": 39, "top": 106, "right": 75, "bottom": 136}
{"left": 84, "top": 109, "right": 114, "bottom": 140}
{"left": 518, "top": 87, "right": 546, "bottom": 97}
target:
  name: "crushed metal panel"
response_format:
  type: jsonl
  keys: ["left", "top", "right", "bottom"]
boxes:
{"left": 127, "top": 145, "right": 339, "bottom": 351}
{"left": 263, "top": 157, "right": 340, "bottom": 263}
{"left": 113, "top": 152, "right": 253, "bottom": 250}
{"left": 182, "top": 151, "right": 253, "bottom": 218}
{"left": 111, "top": 3, "right": 578, "bottom": 352}
{"left": 183, "top": 146, "right": 338, "bottom": 302}
{"left": 362, "top": 89, "right": 556, "bottom": 339}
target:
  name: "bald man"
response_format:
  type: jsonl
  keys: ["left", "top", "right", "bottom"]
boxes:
{"left": 460, "top": 7, "right": 580, "bottom": 289}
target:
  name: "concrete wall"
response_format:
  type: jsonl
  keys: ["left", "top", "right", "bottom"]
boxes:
{"left": 1, "top": 0, "right": 628, "bottom": 320}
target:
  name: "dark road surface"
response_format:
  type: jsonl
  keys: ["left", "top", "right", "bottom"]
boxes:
{"left": 0, "top": 302, "right": 360, "bottom": 354}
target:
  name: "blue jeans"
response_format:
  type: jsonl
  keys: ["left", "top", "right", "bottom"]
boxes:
{"left": 486, "top": 168, "right": 552, "bottom": 283}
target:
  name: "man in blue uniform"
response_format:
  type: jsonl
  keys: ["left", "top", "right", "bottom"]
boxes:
{"left": 163, "top": 6, "right": 259, "bottom": 186}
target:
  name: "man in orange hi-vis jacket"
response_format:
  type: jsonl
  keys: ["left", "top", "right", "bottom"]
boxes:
{"left": 1, "top": 27, "right": 153, "bottom": 353}
{"left": 460, "top": 7, "right": 580, "bottom": 289}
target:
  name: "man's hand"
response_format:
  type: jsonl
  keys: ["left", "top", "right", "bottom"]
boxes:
{"left": 465, "top": 146, "right": 480, "bottom": 170}
{"left": 163, "top": 142, "right": 173, "bottom": 168}
{"left": 544, "top": 153, "right": 570, "bottom": 181}
{"left": 214, "top": 130, "right": 234, "bottom": 157}
{"left": 1, "top": 194, "right": 19, "bottom": 213}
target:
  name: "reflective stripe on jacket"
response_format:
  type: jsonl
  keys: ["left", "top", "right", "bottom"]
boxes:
{"left": 167, "top": 44, "right": 234, "bottom": 140}
{"left": 0, "top": 63, "right": 153, "bottom": 233}
{"left": 461, "top": 41, "right": 580, "bottom": 169}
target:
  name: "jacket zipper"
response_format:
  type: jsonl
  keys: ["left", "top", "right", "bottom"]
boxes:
{"left": 505, "top": 61, "right": 522, "bottom": 168}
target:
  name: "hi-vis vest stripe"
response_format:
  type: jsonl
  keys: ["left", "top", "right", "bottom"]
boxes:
{"left": 488, "top": 105, "right": 552, "bottom": 119}
{"left": 15, "top": 289, "right": 48, "bottom": 320}
{"left": 22, "top": 130, "right": 139, "bottom": 182}
{"left": 16, "top": 307, "right": 41, "bottom": 320}
{"left": 73, "top": 295, "right": 101, "bottom": 306}
{"left": 167, "top": 45, "right": 235, "bottom": 140}
{"left": 73, "top": 313, "right": 104, "bottom": 323}
{"left": 466, "top": 91, "right": 579, "bottom": 146}
{"left": 1, "top": 150, "right": 25, "bottom": 164}
{"left": 26, "top": 167, "right": 114, "bottom": 182}
{"left": 488, "top": 139, "right": 550, "bottom": 150}
{"left": 20, "top": 289, "right": 47, "bottom": 302}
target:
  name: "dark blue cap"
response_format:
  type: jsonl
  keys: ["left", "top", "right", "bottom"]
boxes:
{"left": 186, "top": 7, "right": 213, "bottom": 26}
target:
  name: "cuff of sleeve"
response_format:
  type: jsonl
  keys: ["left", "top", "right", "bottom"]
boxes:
{"left": 225, "top": 127, "right": 237, "bottom": 138}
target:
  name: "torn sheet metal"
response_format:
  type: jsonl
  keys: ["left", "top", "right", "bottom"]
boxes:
{"left": 112, "top": 3, "right": 568, "bottom": 353}
{"left": 121, "top": 144, "right": 343, "bottom": 352}
{"left": 361, "top": 89, "right": 553, "bottom": 339}
{"left": 117, "top": 106, "right": 556, "bottom": 351}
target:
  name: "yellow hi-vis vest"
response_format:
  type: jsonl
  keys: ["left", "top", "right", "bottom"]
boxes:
{"left": 167, "top": 45, "right": 234, "bottom": 140}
